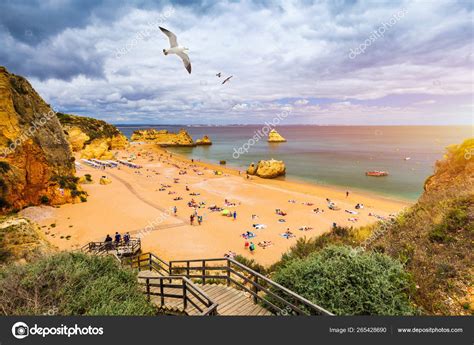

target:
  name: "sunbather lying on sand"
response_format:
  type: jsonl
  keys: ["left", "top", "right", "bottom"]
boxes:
{"left": 298, "top": 226, "right": 314, "bottom": 231}
{"left": 348, "top": 217, "right": 358, "bottom": 222}
{"left": 252, "top": 224, "right": 267, "bottom": 230}
{"left": 258, "top": 241, "right": 273, "bottom": 249}
{"left": 242, "top": 231, "right": 256, "bottom": 239}
{"left": 345, "top": 209, "right": 358, "bottom": 215}
{"left": 224, "top": 251, "right": 237, "bottom": 259}
{"left": 281, "top": 230, "right": 296, "bottom": 239}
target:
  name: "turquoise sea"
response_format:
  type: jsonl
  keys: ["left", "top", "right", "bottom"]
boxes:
{"left": 116, "top": 125, "right": 473, "bottom": 201}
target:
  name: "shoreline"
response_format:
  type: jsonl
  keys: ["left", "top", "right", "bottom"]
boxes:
{"left": 160, "top": 144, "right": 415, "bottom": 207}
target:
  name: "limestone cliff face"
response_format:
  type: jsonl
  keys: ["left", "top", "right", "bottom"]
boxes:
{"left": 131, "top": 128, "right": 195, "bottom": 146}
{"left": 267, "top": 129, "right": 286, "bottom": 142}
{"left": 0, "top": 67, "right": 78, "bottom": 213}
{"left": 247, "top": 159, "right": 286, "bottom": 178}
{"left": 57, "top": 113, "right": 128, "bottom": 160}
{"left": 196, "top": 135, "right": 212, "bottom": 145}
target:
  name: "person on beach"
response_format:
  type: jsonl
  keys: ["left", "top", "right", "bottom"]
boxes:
{"left": 346, "top": 191, "right": 350, "bottom": 198}
{"left": 123, "top": 232, "right": 130, "bottom": 244}
{"left": 233, "top": 211, "right": 237, "bottom": 221}
{"left": 249, "top": 242, "right": 255, "bottom": 253}
{"left": 173, "top": 206, "right": 178, "bottom": 216}
{"left": 198, "top": 215, "right": 202, "bottom": 225}
{"left": 190, "top": 214, "right": 194, "bottom": 225}
{"left": 245, "top": 241, "right": 249, "bottom": 249}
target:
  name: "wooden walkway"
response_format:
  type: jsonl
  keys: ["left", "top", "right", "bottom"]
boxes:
{"left": 138, "top": 270, "right": 271, "bottom": 316}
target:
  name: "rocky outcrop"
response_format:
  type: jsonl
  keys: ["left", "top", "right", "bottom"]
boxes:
{"left": 57, "top": 113, "right": 128, "bottom": 160}
{"left": 267, "top": 129, "right": 286, "bottom": 142}
{"left": 247, "top": 159, "right": 286, "bottom": 179}
{"left": 0, "top": 66, "right": 81, "bottom": 213}
{"left": 131, "top": 128, "right": 195, "bottom": 146}
{"left": 196, "top": 135, "right": 212, "bottom": 145}
{"left": 0, "top": 216, "right": 56, "bottom": 265}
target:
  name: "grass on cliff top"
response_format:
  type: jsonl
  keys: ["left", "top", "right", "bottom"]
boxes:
{"left": 56, "top": 112, "right": 123, "bottom": 142}
{"left": 0, "top": 216, "right": 55, "bottom": 266}
{"left": 0, "top": 252, "right": 157, "bottom": 315}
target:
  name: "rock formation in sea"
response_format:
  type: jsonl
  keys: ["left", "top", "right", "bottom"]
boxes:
{"left": 57, "top": 113, "right": 128, "bottom": 160}
{"left": 267, "top": 129, "right": 287, "bottom": 142}
{"left": 0, "top": 66, "right": 83, "bottom": 213}
{"left": 131, "top": 128, "right": 195, "bottom": 146}
{"left": 247, "top": 159, "right": 286, "bottom": 178}
{"left": 196, "top": 135, "right": 212, "bottom": 145}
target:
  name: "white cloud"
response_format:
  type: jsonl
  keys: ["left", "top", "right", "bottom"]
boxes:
{"left": 2, "top": 0, "right": 469, "bottom": 124}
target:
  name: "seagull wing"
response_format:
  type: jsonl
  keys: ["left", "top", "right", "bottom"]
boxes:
{"left": 159, "top": 26, "right": 178, "bottom": 47}
{"left": 222, "top": 76, "right": 233, "bottom": 84}
{"left": 176, "top": 51, "right": 192, "bottom": 74}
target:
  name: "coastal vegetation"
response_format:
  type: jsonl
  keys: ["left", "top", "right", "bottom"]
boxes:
{"left": 0, "top": 252, "right": 157, "bottom": 315}
{"left": 267, "top": 138, "right": 473, "bottom": 315}
{"left": 271, "top": 245, "right": 415, "bottom": 315}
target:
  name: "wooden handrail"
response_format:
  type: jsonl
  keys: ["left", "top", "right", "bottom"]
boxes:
{"left": 168, "top": 257, "right": 333, "bottom": 316}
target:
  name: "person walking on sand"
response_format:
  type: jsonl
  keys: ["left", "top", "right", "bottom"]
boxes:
{"left": 198, "top": 215, "right": 202, "bottom": 225}
{"left": 190, "top": 214, "right": 194, "bottom": 226}
{"left": 346, "top": 191, "right": 350, "bottom": 198}
{"left": 233, "top": 211, "right": 237, "bottom": 221}
{"left": 249, "top": 242, "right": 255, "bottom": 253}
{"left": 245, "top": 241, "right": 249, "bottom": 249}
{"left": 173, "top": 206, "right": 177, "bottom": 216}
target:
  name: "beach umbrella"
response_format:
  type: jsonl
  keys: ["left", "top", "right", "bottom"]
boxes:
{"left": 221, "top": 209, "right": 230, "bottom": 215}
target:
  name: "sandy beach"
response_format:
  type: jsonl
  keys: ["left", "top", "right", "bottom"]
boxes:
{"left": 24, "top": 143, "right": 412, "bottom": 266}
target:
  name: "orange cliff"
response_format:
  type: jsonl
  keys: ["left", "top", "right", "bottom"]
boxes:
{"left": 0, "top": 66, "right": 83, "bottom": 213}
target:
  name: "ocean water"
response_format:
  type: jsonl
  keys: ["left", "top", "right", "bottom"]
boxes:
{"left": 117, "top": 125, "right": 473, "bottom": 201}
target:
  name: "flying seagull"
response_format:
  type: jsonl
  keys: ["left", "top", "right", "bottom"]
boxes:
{"left": 159, "top": 26, "right": 191, "bottom": 74}
{"left": 222, "top": 75, "right": 233, "bottom": 84}
{"left": 216, "top": 72, "right": 222, "bottom": 77}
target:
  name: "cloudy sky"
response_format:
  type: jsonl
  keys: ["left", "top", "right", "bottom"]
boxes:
{"left": 0, "top": 0, "right": 472, "bottom": 125}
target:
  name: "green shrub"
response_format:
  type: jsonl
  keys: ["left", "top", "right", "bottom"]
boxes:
{"left": 233, "top": 255, "right": 266, "bottom": 274}
{"left": 0, "top": 252, "right": 157, "bottom": 315}
{"left": 271, "top": 245, "right": 415, "bottom": 315}
{"left": 39, "top": 195, "right": 50, "bottom": 204}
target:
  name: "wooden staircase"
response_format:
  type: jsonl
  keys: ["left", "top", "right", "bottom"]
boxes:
{"left": 83, "top": 242, "right": 333, "bottom": 316}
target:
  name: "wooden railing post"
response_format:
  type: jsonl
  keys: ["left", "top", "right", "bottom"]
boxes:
{"left": 183, "top": 280, "right": 188, "bottom": 310}
{"left": 227, "top": 260, "right": 231, "bottom": 286}
{"left": 202, "top": 260, "right": 206, "bottom": 285}
{"left": 160, "top": 278, "right": 164, "bottom": 306}
{"left": 149, "top": 254, "right": 152, "bottom": 271}
{"left": 146, "top": 278, "right": 150, "bottom": 301}
{"left": 186, "top": 261, "right": 190, "bottom": 278}
{"left": 253, "top": 275, "right": 258, "bottom": 303}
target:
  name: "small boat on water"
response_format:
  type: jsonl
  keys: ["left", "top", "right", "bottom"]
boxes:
{"left": 404, "top": 157, "right": 411, "bottom": 160}
{"left": 366, "top": 170, "right": 389, "bottom": 177}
